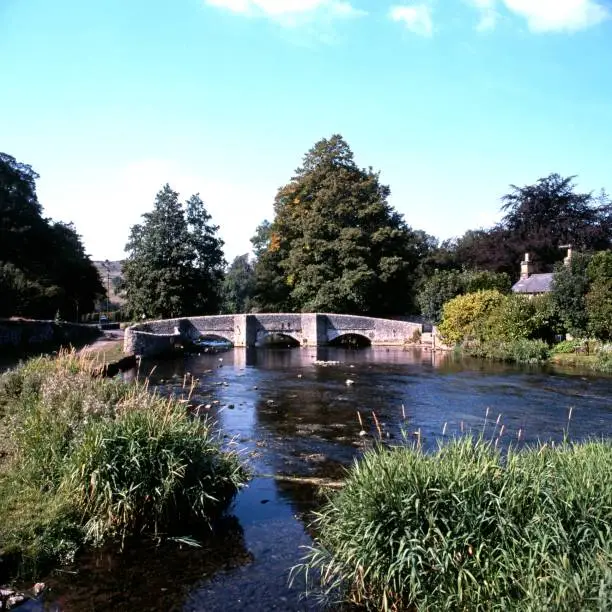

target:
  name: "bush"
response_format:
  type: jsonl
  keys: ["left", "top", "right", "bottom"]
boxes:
{"left": 417, "top": 270, "right": 511, "bottom": 324}
{"left": 298, "top": 439, "right": 612, "bottom": 611}
{"left": 552, "top": 339, "right": 584, "bottom": 354}
{"left": 438, "top": 290, "right": 505, "bottom": 345}
{"left": 0, "top": 351, "right": 246, "bottom": 576}
{"left": 464, "top": 338, "right": 550, "bottom": 364}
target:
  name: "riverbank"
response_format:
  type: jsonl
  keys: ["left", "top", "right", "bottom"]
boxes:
{"left": 456, "top": 338, "right": 612, "bottom": 374}
{"left": 0, "top": 351, "right": 247, "bottom": 583}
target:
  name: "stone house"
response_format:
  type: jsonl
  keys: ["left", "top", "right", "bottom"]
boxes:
{"left": 511, "top": 248, "right": 572, "bottom": 296}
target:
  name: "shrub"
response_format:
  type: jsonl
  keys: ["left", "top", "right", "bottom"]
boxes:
{"left": 417, "top": 270, "right": 511, "bottom": 324}
{"left": 298, "top": 439, "right": 612, "bottom": 611}
{"left": 438, "top": 290, "right": 505, "bottom": 345}
{"left": 464, "top": 338, "right": 550, "bottom": 364}
{"left": 0, "top": 351, "right": 246, "bottom": 576}
{"left": 552, "top": 339, "right": 584, "bottom": 354}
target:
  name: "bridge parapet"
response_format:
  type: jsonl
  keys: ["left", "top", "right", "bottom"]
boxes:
{"left": 124, "top": 313, "right": 423, "bottom": 357}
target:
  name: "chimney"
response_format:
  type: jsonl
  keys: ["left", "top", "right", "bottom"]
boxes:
{"left": 520, "top": 253, "right": 533, "bottom": 280}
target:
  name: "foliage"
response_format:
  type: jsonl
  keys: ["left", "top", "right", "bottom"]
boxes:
{"left": 443, "top": 176, "right": 612, "bottom": 276}
{"left": 417, "top": 269, "right": 511, "bottom": 323}
{"left": 481, "top": 293, "right": 559, "bottom": 343}
{"left": 251, "top": 135, "right": 433, "bottom": 315}
{"left": 0, "top": 352, "right": 246, "bottom": 577}
{"left": 585, "top": 251, "right": 612, "bottom": 340}
{"left": 552, "top": 339, "right": 584, "bottom": 354}
{"left": 550, "top": 253, "right": 592, "bottom": 338}
{"left": 123, "top": 185, "right": 225, "bottom": 319}
{"left": 463, "top": 338, "right": 550, "bottom": 364}
{"left": 221, "top": 254, "right": 255, "bottom": 314}
{"left": 297, "top": 438, "right": 612, "bottom": 611}
{"left": 437, "top": 290, "right": 505, "bottom": 345}
{"left": 0, "top": 152, "right": 104, "bottom": 319}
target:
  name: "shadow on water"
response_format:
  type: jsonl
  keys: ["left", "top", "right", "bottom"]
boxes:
{"left": 27, "top": 347, "right": 612, "bottom": 611}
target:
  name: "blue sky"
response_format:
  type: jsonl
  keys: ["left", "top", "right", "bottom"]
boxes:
{"left": 1, "top": 0, "right": 611, "bottom": 263}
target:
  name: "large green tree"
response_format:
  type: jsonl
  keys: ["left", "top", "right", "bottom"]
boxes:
{"left": 252, "top": 135, "right": 430, "bottom": 314}
{"left": 123, "top": 185, "right": 225, "bottom": 319}
{"left": 0, "top": 152, "right": 103, "bottom": 319}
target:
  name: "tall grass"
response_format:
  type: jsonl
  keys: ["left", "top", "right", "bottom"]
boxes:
{"left": 0, "top": 351, "right": 246, "bottom": 577}
{"left": 295, "top": 438, "right": 612, "bottom": 611}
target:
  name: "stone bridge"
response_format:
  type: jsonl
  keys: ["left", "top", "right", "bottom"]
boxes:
{"left": 124, "top": 313, "right": 423, "bottom": 357}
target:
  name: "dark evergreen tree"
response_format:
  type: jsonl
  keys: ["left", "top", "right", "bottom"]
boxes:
{"left": 123, "top": 185, "right": 225, "bottom": 319}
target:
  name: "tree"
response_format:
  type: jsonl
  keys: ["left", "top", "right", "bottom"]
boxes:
{"left": 221, "top": 254, "right": 255, "bottom": 314}
{"left": 123, "top": 185, "right": 225, "bottom": 319}
{"left": 446, "top": 175, "right": 612, "bottom": 277}
{"left": 586, "top": 251, "right": 612, "bottom": 340}
{"left": 0, "top": 152, "right": 103, "bottom": 319}
{"left": 252, "top": 135, "right": 429, "bottom": 315}
{"left": 550, "top": 253, "right": 592, "bottom": 338}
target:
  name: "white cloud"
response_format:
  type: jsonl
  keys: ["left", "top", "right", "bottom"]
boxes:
{"left": 205, "top": 0, "right": 366, "bottom": 23}
{"left": 502, "top": 0, "right": 609, "bottom": 32}
{"left": 466, "top": 0, "right": 609, "bottom": 32}
{"left": 390, "top": 4, "right": 434, "bottom": 36}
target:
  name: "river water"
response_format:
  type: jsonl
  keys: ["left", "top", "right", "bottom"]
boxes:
{"left": 33, "top": 347, "right": 612, "bottom": 611}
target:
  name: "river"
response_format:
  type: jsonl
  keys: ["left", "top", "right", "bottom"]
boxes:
{"left": 32, "top": 347, "right": 612, "bottom": 611}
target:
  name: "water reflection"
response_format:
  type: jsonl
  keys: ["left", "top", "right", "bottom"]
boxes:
{"left": 37, "top": 517, "right": 253, "bottom": 611}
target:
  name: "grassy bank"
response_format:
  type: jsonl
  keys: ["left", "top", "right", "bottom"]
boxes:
{"left": 456, "top": 337, "right": 612, "bottom": 373}
{"left": 461, "top": 338, "right": 550, "bottom": 364}
{"left": 297, "top": 438, "right": 612, "bottom": 611}
{"left": 0, "top": 351, "right": 246, "bottom": 579}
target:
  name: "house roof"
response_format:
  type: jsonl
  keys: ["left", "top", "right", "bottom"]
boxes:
{"left": 511, "top": 273, "right": 554, "bottom": 294}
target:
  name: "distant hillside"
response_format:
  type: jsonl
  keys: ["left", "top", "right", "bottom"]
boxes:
{"left": 93, "top": 260, "right": 125, "bottom": 305}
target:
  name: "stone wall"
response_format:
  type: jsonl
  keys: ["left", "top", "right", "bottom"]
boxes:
{"left": 0, "top": 319, "right": 101, "bottom": 355}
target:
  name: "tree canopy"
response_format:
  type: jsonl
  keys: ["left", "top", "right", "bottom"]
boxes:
{"left": 441, "top": 175, "right": 612, "bottom": 276}
{"left": 251, "top": 135, "right": 431, "bottom": 315}
{"left": 0, "top": 152, "right": 103, "bottom": 319}
{"left": 122, "top": 185, "right": 225, "bottom": 319}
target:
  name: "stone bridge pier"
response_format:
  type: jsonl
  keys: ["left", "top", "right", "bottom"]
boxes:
{"left": 124, "top": 313, "right": 423, "bottom": 357}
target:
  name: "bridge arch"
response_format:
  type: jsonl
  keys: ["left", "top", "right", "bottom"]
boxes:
{"left": 196, "top": 333, "right": 234, "bottom": 347}
{"left": 328, "top": 333, "right": 372, "bottom": 347}
{"left": 256, "top": 331, "right": 301, "bottom": 348}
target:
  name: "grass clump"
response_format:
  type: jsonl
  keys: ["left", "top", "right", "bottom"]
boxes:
{"left": 297, "top": 438, "right": 612, "bottom": 611}
{"left": 0, "top": 351, "right": 246, "bottom": 578}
